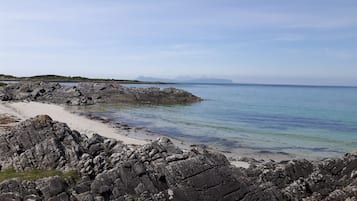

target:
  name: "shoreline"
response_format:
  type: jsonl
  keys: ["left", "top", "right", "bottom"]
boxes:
{"left": 0, "top": 101, "right": 337, "bottom": 168}
{"left": 0, "top": 101, "right": 271, "bottom": 169}
{"left": 67, "top": 106, "right": 335, "bottom": 162}
{"left": 0, "top": 101, "right": 252, "bottom": 167}
{"left": 0, "top": 101, "right": 145, "bottom": 145}
{"left": 2, "top": 105, "right": 354, "bottom": 200}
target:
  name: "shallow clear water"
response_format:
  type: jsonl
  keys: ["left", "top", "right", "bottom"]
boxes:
{"left": 85, "top": 83, "right": 357, "bottom": 157}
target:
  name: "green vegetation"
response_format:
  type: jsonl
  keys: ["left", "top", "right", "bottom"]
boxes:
{"left": 0, "top": 74, "right": 168, "bottom": 84}
{"left": 0, "top": 82, "right": 6, "bottom": 87}
{"left": 26, "top": 74, "right": 112, "bottom": 82}
{"left": 0, "top": 74, "right": 16, "bottom": 79}
{"left": 0, "top": 169, "right": 79, "bottom": 182}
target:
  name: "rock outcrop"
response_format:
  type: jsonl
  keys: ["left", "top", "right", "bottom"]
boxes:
{"left": 0, "top": 82, "right": 202, "bottom": 105}
{"left": 0, "top": 115, "right": 356, "bottom": 200}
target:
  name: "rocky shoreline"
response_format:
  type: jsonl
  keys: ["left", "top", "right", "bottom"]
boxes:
{"left": 0, "top": 82, "right": 356, "bottom": 200}
{"left": 74, "top": 109, "right": 299, "bottom": 162}
{"left": 0, "top": 115, "right": 355, "bottom": 200}
{"left": 0, "top": 81, "right": 202, "bottom": 105}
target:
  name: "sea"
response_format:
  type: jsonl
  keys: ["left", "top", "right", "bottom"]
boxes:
{"left": 77, "top": 83, "right": 357, "bottom": 158}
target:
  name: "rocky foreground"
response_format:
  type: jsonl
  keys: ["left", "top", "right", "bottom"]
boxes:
{"left": 0, "top": 115, "right": 355, "bottom": 201}
{"left": 0, "top": 82, "right": 202, "bottom": 105}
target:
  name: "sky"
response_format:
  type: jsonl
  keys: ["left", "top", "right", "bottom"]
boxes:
{"left": 0, "top": 0, "right": 356, "bottom": 85}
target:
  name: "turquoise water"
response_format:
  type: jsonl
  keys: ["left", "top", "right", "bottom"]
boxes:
{"left": 87, "top": 84, "right": 357, "bottom": 157}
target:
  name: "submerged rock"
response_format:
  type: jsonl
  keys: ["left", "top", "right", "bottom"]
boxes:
{"left": 0, "top": 81, "right": 202, "bottom": 105}
{"left": 0, "top": 115, "right": 355, "bottom": 200}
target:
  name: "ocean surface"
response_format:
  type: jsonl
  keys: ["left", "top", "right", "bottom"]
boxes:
{"left": 80, "top": 83, "right": 357, "bottom": 158}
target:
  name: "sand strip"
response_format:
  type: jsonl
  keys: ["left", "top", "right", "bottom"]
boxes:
{"left": 0, "top": 101, "right": 146, "bottom": 145}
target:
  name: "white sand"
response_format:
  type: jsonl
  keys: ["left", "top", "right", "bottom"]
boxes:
{"left": 0, "top": 101, "right": 145, "bottom": 145}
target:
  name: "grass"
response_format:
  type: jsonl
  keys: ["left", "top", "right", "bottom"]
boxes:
{"left": 0, "top": 74, "right": 170, "bottom": 84}
{"left": 0, "top": 169, "right": 79, "bottom": 182}
{"left": 0, "top": 82, "right": 6, "bottom": 87}
{"left": 25, "top": 74, "right": 121, "bottom": 82}
{"left": 0, "top": 74, "right": 16, "bottom": 79}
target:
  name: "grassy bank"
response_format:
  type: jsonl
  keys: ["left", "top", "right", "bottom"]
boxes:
{"left": 0, "top": 169, "right": 79, "bottom": 182}
{"left": 0, "top": 74, "right": 170, "bottom": 84}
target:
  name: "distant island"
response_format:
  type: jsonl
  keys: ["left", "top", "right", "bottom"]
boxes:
{"left": 0, "top": 74, "right": 169, "bottom": 84}
{"left": 137, "top": 76, "right": 234, "bottom": 84}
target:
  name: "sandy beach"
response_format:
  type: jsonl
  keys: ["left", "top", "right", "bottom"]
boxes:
{"left": 0, "top": 101, "right": 146, "bottom": 145}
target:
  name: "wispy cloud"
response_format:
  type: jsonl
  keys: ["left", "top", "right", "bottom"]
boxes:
{"left": 274, "top": 34, "right": 306, "bottom": 42}
{"left": 323, "top": 48, "right": 355, "bottom": 60}
{"left": 285, "top": 17, "right": 357, "bottom": 29}
{"left": 0, "top": 0, "right": 356, "bottom": 84}
{"left": 157, "top": 44, "right": 214, "bottom": 57}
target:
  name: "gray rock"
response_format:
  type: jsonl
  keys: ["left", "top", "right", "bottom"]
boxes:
{"left": 36, "top": 177, "right": 67, "bottom": 200}
{"left": 0, "top": 81, "right": 202, "bottom": 105}
{"left": 75, "top": 192, "right": 95, "bottom": 201}
{"left": 0, "top": 115, "right": 84, "bottom": 170}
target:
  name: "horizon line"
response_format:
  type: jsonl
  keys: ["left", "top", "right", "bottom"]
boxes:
{"left": 1, "top": 74, "right": 357, "bottom": 88}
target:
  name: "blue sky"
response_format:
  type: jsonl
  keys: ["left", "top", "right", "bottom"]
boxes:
{"left": 0, "top": 0, "right": 356, "bottom": 85}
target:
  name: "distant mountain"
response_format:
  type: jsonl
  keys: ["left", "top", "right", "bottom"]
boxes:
{"left": 137, "top": 76, "right": 234, "bottom": 84}
{"left": 0, "top": 74, "right": 163, "bottom": 84}
{"left": 136, "top": 77, "right": 177, "bottom": 83}
{"left": 184, "top": 78, "right": 233, "bottom": 84}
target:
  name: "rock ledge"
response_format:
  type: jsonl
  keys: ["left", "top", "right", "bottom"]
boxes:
{"left": 0, "top": 82, "right": 202, "bottom": 105}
